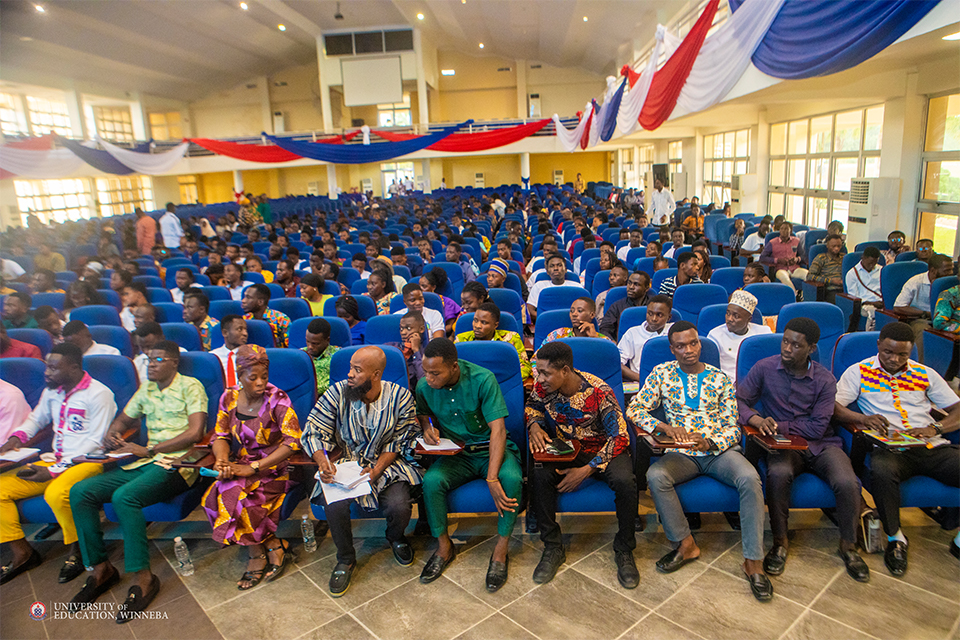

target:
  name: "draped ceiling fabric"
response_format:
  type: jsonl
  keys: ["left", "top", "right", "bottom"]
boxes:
{"left": 371, "top": 118, "right": 551, "bottom": 152}
{"left": 0, "top": 142, "right": 85, "bottom": 179}
{"left": 600, "top": 80, "right": 626, "bottom": 142}
{"left": 96, "top": 136, "right": 189, "bottom": 175}
{"left": 56, "top": 135, "right": 146, "bottom": 175}
{"left": 188, "top": 131, "right": 362, "bottom": 163}
{"left": 264, "top": 121, "right": 472, "bottom": 164}
{"left": 729, "top": 0, "right": 941, "bottom": 79}
{"left": 617, "top": 29, "right": 664, "bottom": 137}
{"left": 552, "top": 103, "right": 594, "bottom": 153}
{"left": 0, "top": 135, "right": 54, "bottom": 179}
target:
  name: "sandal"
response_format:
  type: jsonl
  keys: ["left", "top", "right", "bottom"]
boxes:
{"left": 263, "top": 539, "right": 294, "bottom": 583}
{"left": 237, "top": 551, "right": 267, "bottom": 591}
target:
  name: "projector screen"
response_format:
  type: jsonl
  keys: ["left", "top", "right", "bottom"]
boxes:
{"left": 341, "top": 56, "right": 403, "bottom": 107}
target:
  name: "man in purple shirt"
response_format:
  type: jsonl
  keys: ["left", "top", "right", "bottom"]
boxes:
{"left": 737, "top": 317, "right": 869, "bottom": 583}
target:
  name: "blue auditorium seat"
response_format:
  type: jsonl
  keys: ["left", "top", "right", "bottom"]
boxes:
{"left": 329, "top": 345, "right": 409, "bottom": 389}
{"left": 322, "top": 295, "right": 377, "bottom": 321}
{"left": 161, "top": 322, "right": 203, "bottom": 352}
{"left": 0, "top": 357, "right": 46, "bottom": 406}
{"left": 533, "top": 309, "right": 571, "bottom": 350}
{"left": 637, "top": 336, "right": 722, "bottom": 388}
{"left": 201, "top": 285, "right": 232, "bottom": 301}
{"left": 245, "top": 319, "right": 275, "bottom": 348}
{"left": 268, "top": 297, "right": 312, "bottom": 321}
{"left": 709, "top": 267, "right": 745, "bottom": 296}
{"left": 777, "top": 302, "right": 844, "bottom": 365}
{"left": 454, "top": 312, "right": 520, "bottom": 336}
{"left": 145, "top": 287, "right": 173, "bottom": 303}
{"left": 88, "top": 325, "right": 133, "bottom": 358}
{"left": 31, "top": 292, "right": 66, "bottom": 312}
{"left": 70, "top": 305, "right": 121, "bottom": 327}
{"left": 7, "top": 328, "right": 52, "bottom": 357}
{"left": 365, "top": 314, "right": 403, "bottom": 345}
{"left": 208, "top": 300, "right": 243, "bottom": 320}
{"left": 153, "top": 302, "right": 185, "bottom": 323}
{"left": 536, "top": 285, "right": 590, "bottom": 314}
{"left": 487, "top": 288, "right": 526, "bottom": 327}
{"left": 288, "top": 316, "right": 352, "bottom": 350}
{"left": 672, "top": 284, "right": 729, "bottom": 325}
{"left": 696, "top": 304, "right": 762, "bottom": 336}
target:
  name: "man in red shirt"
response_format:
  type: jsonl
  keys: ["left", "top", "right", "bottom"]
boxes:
{"left": 135, "top": 208, "right": 157, "bottom": 257}
{"left": 0, "top": 325, "right": 42, "bottom": 359}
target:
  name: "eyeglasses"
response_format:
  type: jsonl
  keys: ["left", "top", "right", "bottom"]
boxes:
{"left": 147, "top": 356, "right": 176, "bottom": 364}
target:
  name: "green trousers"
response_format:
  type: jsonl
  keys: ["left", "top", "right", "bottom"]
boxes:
{"left": 70, "top": 464, "right": 190, "bottom": 573}
{"left": 421, "top": 450, "right": 523, "bottom": 538}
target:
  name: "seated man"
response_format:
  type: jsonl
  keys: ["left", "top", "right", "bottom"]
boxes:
{"left": 933, "top": 284, "right": 960, "bottom": 333}
{"left": 0, "top": 344, "right": 116, "bottom": 585}
{"left": 600, "top": 270, "right": 651, "bottom": 339}
{"left": 527, "top": 341, "right": 638, "bottom": 588}
{"left": 454, "top": 302, "right": 531, "bottom": 383}
{"left": 223, "top": 263, "right": 246, "bottom": 301}
{"left": 616, "top": 229, "right": 644, "bottom": 263}
{"left": 845, "top": 246, "right": 883, "bottom": 330}
{"left": 706, "top": 290, "right": 771, "bottom": 384}
{"left": 34, "top": 305, "right": 64, "bottom": 345}
{"left": 893, "top": 253, "right": 954, "bottom": 361}
{"left": 69, "top": 340, "right": 207, "bottom": 620}
{"left": 31, "top": 269, "right": 65, "bottom": 295}
{"left": 737, "top": 318, "right": 869, "bottom": 582}
{"left": 62, "top": 320, "right": 121, "bottom": 356}
{"left": 0, "top": 379, "right": 30, "bottom": 443}
{"left": 302, "top": 317, "right": 340, "bottom": 396}
{"left": 445, "top": 241, "right": 477, "bottom": 284}
{"left": 0, "top": 324, "right": 42, "bottom": 359}
{"left": 596, "top": 264, "right": 629, "bottom": 320}
{"left": 663, "top": 228, "right": 689, "bottom": 260}
{"left": 211, "top": 315, "right": 248, "bottom": 388}
{"left": 658, "top": 252, "right": 703, "bottom": 297}
{"left": 241, "top": 283, "right": 290, "bottom": 348}
{"left": 169, "top": 268, "right": 201, "bottom": 304}
{"left": 806, "top": 233, "right": 843, "bottom": 301}
{"left": 183, "top": 291, "right": 219, "bottom": 352}
{"left": 393, "top": 283, "right": 445, "bottom": 338}
{"left": 119, "top": 282, "right": 149, "bottom": 333}
{"left": 527, "top": 254, "right": 572, "bottom": 322}
{"left": 627, "top": 322, "right": 771, "bottom": 601}
{"left": 301, "top": 346, "right": 423, "bottom": 596}
{"left": 881, "top": 230, "right": 910, "bottom": 265}
{"left": 417, "top": 339, "right": 522, "bottom": 592}
{"left": 536, "top": 297, "right": 613, "bottom": 358}
{"left": 133, "top": 322, "right": 185, "bottom": 383}
{"left": 833, "top": 322, "right": 960, "bottom": 575}
{"left": 762, "top": 222, "right": 808, "bottom": 294}
{"left": 2, "top": 292, "right": 38, "bottom": 329}
{"left": 619, "top": 294, "right": 674, "bottom": 382}
{"left": 739, "top": 218, "right": 772, "bottom": 261}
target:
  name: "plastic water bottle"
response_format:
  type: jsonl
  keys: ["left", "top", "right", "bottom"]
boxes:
{"left": 867, "top": 517, "right": 882, "bottom": 554}
{"left": 301, "top": 515, "right": 318, "bottom": 553}
{"left": 173, "top": 537, "right": 194, "bottom": 576}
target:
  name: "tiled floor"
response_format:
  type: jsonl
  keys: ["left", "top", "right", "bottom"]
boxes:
{"left": 2, "top": 507, "right": 958, "bottom": 640}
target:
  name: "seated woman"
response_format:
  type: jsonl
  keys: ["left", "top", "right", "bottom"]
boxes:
{"left": 64, "top": 280, "right": 104, "bottom": 322}
{"left": 335, "top": 296, "right": 366, "bottom": 345}
{"left": 419, "top": 268, "right": 461, "bottom": 334}
{"left": 458, "top": 281, "right": 489, "bottom": 318}
{"left": 365, "top": 267, "right": 399, "bottom": 316}
{"left": 202, "top": 345, "right": 302, "bottom": 591}
{"left": 691, "top": 243, "right": 712, "bottom": 283}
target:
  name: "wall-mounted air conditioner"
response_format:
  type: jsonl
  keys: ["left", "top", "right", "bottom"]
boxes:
{"left": 848, "top": 177, "right": 900, "bottom": 248}
{"left": 475, "top": 172, "right": 485, "bottom": 188}
{"left": 272, "top": 111, "right": 285, "bottom": 134}
{"left": 670, "top": 172, "right": 687, "bottom": 200}
{"left": 553, "top": 169, "right": 563, "bottom": 186}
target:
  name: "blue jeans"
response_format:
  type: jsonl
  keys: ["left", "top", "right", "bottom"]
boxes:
{"left": 647, "top": 447, "right": 765, "bottom": 560}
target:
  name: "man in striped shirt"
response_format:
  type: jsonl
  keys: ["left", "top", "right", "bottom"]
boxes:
{"left": 658, "top": 252, "right": 703, "bottom": 297}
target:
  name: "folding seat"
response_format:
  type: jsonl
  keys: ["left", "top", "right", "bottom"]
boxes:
{"left": 323, "top": 295, "right": 377, "bottom": 321}
{"left": 671, "top": 284, "right": 728, "bottom": 325}
{"left": 31, "top": 292, "right": 65, "bottom": 312}
{"left": 71, "top": 305, "right": 121, "bottom": 327}
{"left": 776, "top": 302, "right": 844, "bottom": 365}
{"left": 88, "top": 325, "right": 133, "bottom": 357}
{"left": 161, "top": 322, "right": 203, "bottom": 352}
{"left": 145, "top": 287, "right": 173, "bottom": 303}
{"left": 536, "top": 285, "right": 591, "bottom": 314}
{"left": 711, "top": 267, "right": 745, "bottom": 296}
{"left": 268, "top": 297, "right": 312, "bottom": 321}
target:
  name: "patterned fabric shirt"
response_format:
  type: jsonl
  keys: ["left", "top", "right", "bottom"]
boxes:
{"left": 197, "top": 315, "right": 220, "bottom": 352}
{"left": 627, "top": 362, "right": 739, "bottom": 457}
{"left": 303, "top": 345, "right": 340, "bottom": 396}
{"left": 302, "top": 380, "right": 423, "bottom": 510}
{"left": 368, "top": 291, "right": 399, "bottom": 316}
{"left": 526, "top": 370, "right": 629, "bottom": 471}
{"left": 454, "top": 329, "right": 532, "bottom": 380}
{"left": 214, "top": 383, "right": 301, "bottom": 458}
{"left": 244, "top": 308, "right": 290, "bottom": 348}
{"left": 933, "top": 285, "right": 960, "bottom": 333}
{"left": 808, "top": 253, "right": 844, "bottom": 289}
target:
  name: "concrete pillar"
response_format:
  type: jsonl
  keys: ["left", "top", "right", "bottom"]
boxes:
{"left": 520, "top": 152, "right": 531, "bottom": 190}
{"left": 256, "top": 76, "right": 272, "bottom": 134}
{"left": 327, "top": 164, "right": 339, "bottom": 200}
{"left": 63, "top": 89, "right": 87, "bottom": 139}
{"left": 516, "top": 59, "right": 528, "bottom": 119}
{"left": 694, "top": 130, "right": 704, "bottom": 201}
{"left": 128, "top": 92, "right": 149, "bottom": 141}
{"left": 755, "top": 110, "right": 770, "bottom": 219}
{"left": 880, "top": 72, "right": 924, "bottom": 235}
{"left": 413, "top": 29, "right": 430, "bottom": 127}
{"left": 419, "top": 159, "right": 431, "bottom": 193}
{"left": 233, "top": 170, "right": 244, "bottom": 196}
{"left": 316, "top": 36, "right": 334, "bottom": 132}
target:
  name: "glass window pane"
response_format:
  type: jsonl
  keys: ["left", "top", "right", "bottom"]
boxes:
{"left": 864, "top": 106, "right": 884, "bottom": 151}
{"left": 723, "top": 161, "right": 733, "bottom": 181}
{"left": 723, "top": 132, "right": 734, "bottom": 157}
{"left": 924, "top": 94, "right": 960, "bottom": 152}
{"left": 769, "top": 159, "right": 785, "bottom": 186}
{"left": 834, "top": 158, "right": 858, "bottom": 192}
{"left": 714, "top": 135, "right": 724, "bottom": 159}
{"left": 788, "top": 159, "right": 806, "bottom": 189}
{"left": 808, "top": 197, "right": 829, "bottom": 228}
{"left": 785, "top": 194, "right": 804, "bottom": 224}
{"left": 810, "top": 157, "right": 830, "bottom": 190}
{"left": 788, "top": 121, "right": 808, "bottom": 155}
{"left": 735, "top": 130, "right": 749, "bottom": 157}
{"left": 832, "top": 200, "right": 849, "bottom": 229}
{"left": 810, "top": 116, "right": 832, "bottom": 153}
{"left": 768, "top": 192, "right": 784, "bottom": 218}
{"left": 704, "top": 135, "right": 714, "bottom": 159}
{"left": 770, "top": 123, "right": 787, "bottom": 156}
{"left": 863, "top": 156, "right": 880, "bottom": 179}
{"left": 735, "top": 160, "right": 747, "bottom": 176}
{"left": 834, "top": 110, "right": 862, "bottom": 152}
{"left": 922, "top": 160, "right": 960, "bottom": 202}
{"left": 918, "top": 210, "right": 958, "bottom": 254}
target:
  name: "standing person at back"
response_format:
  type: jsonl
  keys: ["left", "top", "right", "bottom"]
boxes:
{"left": 135, "top": 208, "right": 157, "bottom": 256}
{"left": 649, "top": 177, "right": 676, "bottom": 228}
{"left": 159, "top": 203, "right": 184, "bottom": 250}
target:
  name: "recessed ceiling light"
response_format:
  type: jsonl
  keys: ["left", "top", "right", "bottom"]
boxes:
{"left": 278, "top": 24, "right": 286, "bottom": 31}
{"left": 583, "top": 16, "right": 588, "bottom": 21}
{"left": 20, "top": 36, "right": 33, "bottom": 41}
{"left": 239, "top": 1, "right": 248, "bottom": 9}
{"left": 417, "top": 12, "right": 424, "bottom": 20}
{"left": 943, "top": 31, "right": 960, "bottom": 41}
{"left": 34, "top": 4, "right": 45, "bottom": 12}
{"left": 441, "top": 69, "right": 455, "bottom": 76}
{"left": 478, "top": 42, "right": 484, "bottom": 48}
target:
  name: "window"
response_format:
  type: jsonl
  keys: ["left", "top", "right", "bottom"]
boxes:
{"left": 378, "top": 94, "right": 412, "bottom": 128}
{"left": 95, "top": 176, "right": 154, "bottom": 217}
{"left": 149, "top": 111, "right": 183, "bottom": 141}
{"left": 636, "top": 145, "right": 655, "bottom": 184}
{"left": 26, "top": 96, "right": 72, "bottom": 136}
{"left": 178, "top": 175, "right": 199, "bottom": 205}
{"left": 916, "top": 92, "right": 960, "bottom": 255}
{"left": 767, "top": 106, "right": 883, "bottom": 227}
{"left": 702, "top": 128, "right": 750, "bottom": 206}
{"left": 0, "top": 93, "right": 29, "bottom": 136}
{"left": 668, "top": 141, "right": 683, "bottom": 175}
{"left": 380, "top": 162, "right": 415, "bottom": 197}
{"left": 93, "top": 106, "right": 134, "bottom": 142}
{"left": 14, "top": 179, "right": 95, "bottom": 225}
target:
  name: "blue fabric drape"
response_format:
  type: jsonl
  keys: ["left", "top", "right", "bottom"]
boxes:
{"left": 729, "top": 0, "right": 940, "bottom": 79}
{"left": 57, "top": 136, "right": 152, "bottom": 175}
{"left": 264, "top": 121, "right": 472, "bottom": 164}
{"left": 600, "top": 80, "right": 626, "bottom": 142}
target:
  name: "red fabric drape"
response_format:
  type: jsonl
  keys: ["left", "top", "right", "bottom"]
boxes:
{"left": 187, "top": 130, "right": 362, "bottom": 163}
{"left": 0, "top": 135, "right": 55, "bottom": 179}
{"left": 621, "top": 64, "right": 641, "bottom": 89}
{"left": 639, "top": 0, "right": 719, "bottom": 131}
{"left": 579, "top": 109, "right": 594, "bottom": 150}
{"left": 370, "top": 119, "right": 551, "bottom": 152}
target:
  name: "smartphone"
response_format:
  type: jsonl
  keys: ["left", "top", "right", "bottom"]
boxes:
{"left": 546, "top": 440, "right": 575, "bottom": 455}
{"left": 653, "top": 434, "right": 676, "bottom": 445}
{"left": 770, "top": 435, "right": 791, "bottom": 445}
{"left": 84, "top": 453, "right": 109, "bottom": 460}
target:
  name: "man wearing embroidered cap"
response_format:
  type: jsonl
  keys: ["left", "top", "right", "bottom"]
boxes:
{"left": 485, "top": 258, "right": 530, "bottom": 324}
{"left": 706, "top": 290, "right": 772, "bottom": 384}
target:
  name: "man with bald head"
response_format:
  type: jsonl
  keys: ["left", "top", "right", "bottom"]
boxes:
{"left": 301, "top": 346, "right": 424, "bottom": 597}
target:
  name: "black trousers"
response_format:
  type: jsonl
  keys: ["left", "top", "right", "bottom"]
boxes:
{"left": 531, "top": 451, "right": 637, "bottom": 553}
{"left": 765, "top": 446, "right": 861, "bottom": 544}
{"left": 871, "top": 445, "right": 960, "bottom": 535}
{"left": 322, "top": 481, "right": 413, "bottom": 565}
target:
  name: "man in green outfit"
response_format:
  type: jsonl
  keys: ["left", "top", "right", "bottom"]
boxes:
{"left": 416, "top": 338, "right": 522, "bottom": 593}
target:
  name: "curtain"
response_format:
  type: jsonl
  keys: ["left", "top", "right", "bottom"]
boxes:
{"left": 96, "top": 136, "right": 189, "bottom": 175}
{"left": 617, "top": 30, "right": 664, "bottom": 136}
{"left": 187, "top": 131, "right": 362, "bottom": 163}
{"left": 600, "top": 79, "right": 627, "bottom": 142}
{"left": 553, "top": 103, "right": 594, "bottom": 153}
{"left": 371, "top": 118, "right": 551, "bottom": 152}
{"left": 57, "top": 136, "right": 137, "bottom": 175}
{"left": 0, "top": 145, "right": 85, "bottom": 179}
{"left": 0, "top": 135, "right": 54, "bottom": 179}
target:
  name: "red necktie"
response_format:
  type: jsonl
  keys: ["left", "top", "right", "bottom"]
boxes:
{"left": 226, "top": 351, "right": 236, "bottom": 387}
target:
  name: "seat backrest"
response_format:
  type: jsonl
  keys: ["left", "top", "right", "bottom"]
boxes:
{"left": 533, "top": 309, "right": 572, "bottom": 350}
{"left": 201, "top": 286, "right": 232, "bottom": 301}
{"left": 323, "top": 295, "right": 377, "bottom": 321}
{"left": 735, "top": 333, "right": 783, "bottom": 383}
{"left": 70, "top": 305, "right": 121, "bottom": 327}
{"left": 265, "top": 349, "right": 317, "bottom": 424}
{"left": 711, "top": 267, "right": 745, "bottom": 296}
{"left": 329, "top": 345, "right": 409, "bottom": 389}
{"left": 454, "top": 312, "right": 520, "bottom": 336}
{"left": 84, "top": 354, "right": 139, "bottom": 417}
{"left": 365, "top": 314, "right": 403, "bottom": 345}
{"left": 268, "top": 297, "right": 311, "bottom": 321}
{"left": 697, "top": 303, "right": 762, "bottom": 335}
{"left": 208, "top": 300, "right": 243, "bottom": 321}
{"left": 831, "top": 331, "right": 918, "bottom": 378}
{"left": 894, "top": 251, "right": 918, "bottom": 263}
{"left": 133, "top": 275, "right": 164, "bottom": 288}
{"left": 744, "top": 283, "right": 796, "bottom": 316}
{"left": 145, "top": 287, "right": 173, "bottom": 303}
{"left": 287, "top": 316, "right": 352, "bottom": 349}
{"left": 336, "top": 267, "right": 361, "bottom": 289}
{"left": 536, "top": 285, "right": 590, "bottom": 313}
{"left": 7, "top": 328, "right": 52, "bottom": 358}
{"left": 350, "top": 279, "right": 369, "bottom": 295}
{"left": 161, "top": 322, "right": 203, "bottom": 351}
{"left": 776, "top": 302, "right": 845, "bottom": 364}
{"left": 558, "top": 337, "right": 625, "bottom": 406}
{"left": 245, "top": 319, "right": 275, "bottom": 348}
{"left": 583, "top": 257, "right": 602, "bottom": 292}
{"left": 592, "top": 269, "right": 612, "bottom": 297}
{"left": 638, "top": 336, "right": 722, "bottom": 388}
{"left": 651, "top": 268, "right": 678, "bottom": 293}
{"left": 455, "top": 342, "right": 525, "bottom": 447}
{"left": 31, "top": 292, "right": 66, "bottom": 312}
{"left": 96, "top": 289, "right": 123, "bottom": 310}
{"left": 0, "top": 357, "right": 46, "bottom": 406}
{"left": 708, "top": 255, "right": 731, "bottom": 270}
{"left": 672, "top": 284, "right": 729, "bottom": 324}
{"left": 855, "top": 241, "right": 889, "bottom": 252}
{"left": 426, "top": 262, "right": 464, "bottom": 297}
{"left": 88, "top": 325, "right": 133, "bottom": 357}
{"left": 177, "top": 352, "right": 224, "bottom": 431}
{"left": 154, "top": 302, "right": 185, "bottom": 323}
{"left": 389, "top": 291, "right": 443, "bottom": 315}
{"left": 807, "top": 242, "right": 828, "bottom": 267}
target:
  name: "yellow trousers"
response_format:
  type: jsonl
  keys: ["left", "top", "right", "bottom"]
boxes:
{"left": 0, "top": 461, "right": 102, "bottom": 544}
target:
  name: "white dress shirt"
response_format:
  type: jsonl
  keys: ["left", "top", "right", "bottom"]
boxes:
{"left": 663, "top": 244, "right": 690, "bottom": 260}
{"left": 618, "top": 322, "right": 673, "bottom": 373}
{"left": 120, "top": 307, "right": 136, "bottom": 332}
{"left": 706, "top": 323, "right": 772, "bottom": 383}
{"left": 159, "top": 211, "right": 184, "bottom": 249}
{"left": 393, "top": 306, "right": 444, "bottom": 336}
{"left": 894, "top": 272, "right": 932, "bottom": 312}
{"left": 226, "top": 283, "right": 246, "bottom": 301}
{"left": 649, "top": 188, "right": 676, "bottom": 227}
{"left": 845, "top": 262, "right": 882, "bottom": 302}
{"left": 85, "top": 342, "right": 121, "bottom": 356}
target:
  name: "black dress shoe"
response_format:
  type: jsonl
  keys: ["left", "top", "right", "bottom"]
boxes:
{"left": 763, "top": 546, "right": 788, "bottom": 576}
{"left": 838, "top": 548, "right": 870, "bottom": 582}
{"left": 329, "top": 563, "right": 354, "bottom": 597}
{"left": 685, "top": 513, "right": 702, "bottom": 530}
{"left": 413, "top": 519, "right": 431, "bottom": 537}
{"left": 532, "top": 546, "right": 565, "bottom": 584}
{"left": 58, "top": 554, "right": 85, "bottom": 584}
{"left": 0, "top": 549, "right": 42, "bottom": 585}
{"left": 655, "top": 548, "right": 698, "bottom": 574}
{"left": 950, "top": 539, "right": 959, "bottom": 560}
{"left": 744, "top": 571, "right": 774, "bottom": 602}
{"left": 615, "top": 550, "right": 639, "bottom": 589}
{"left": 69, "top": 568, "right": 120, "bottom": 609}
{"left": 884, "top": 540, "right": 908, "bottom": 576}
{"left": 116, "top": 575, "right": 160, "bottom": 624}
{"left": 485, "top": 556, "right": 508, "bottom": 593}
{"left": 419, "top": 549, "right": 456, "bottom": 583}
{"left": 391, "top": 540, "right": 414, "bottom": 567}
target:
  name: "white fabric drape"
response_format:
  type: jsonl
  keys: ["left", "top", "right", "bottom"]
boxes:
{"left": 0, "top": 147, "right": 85, "bottom": 178}
{"left": 361, "top": 125, "right": 371, "bottom": 145}
{"left": 552, "top": 102, "right": 594, "bottom": 153}
{"left": 96, "top": 135, "right": 189, "bottom": 175}
{"left": 671, "top": 0, "right": 786, "bottom": 118}
{"left": 616, "top": 27, "right": 665, "bottom": 137}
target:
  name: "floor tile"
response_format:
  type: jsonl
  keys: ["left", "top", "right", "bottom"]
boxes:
{"left": 454, "top": 613, "right": 539, "bottom": 640}
{"left": 206, "top": 571, "right": 341, "bottom": 640}
{"left": 858, "top": 536, "right": 960, "bottom": 602}
{"left": 554, "top": 532, "right": 618, "bottom": 566}
{"left": 440, "top": 535, "right": 543, "bottom": 608}
{"left": 351, "top": 575, "right": 495, "bottom": 640}
{"left": 811, "top": 571, "right": 958, "bottom": 640}
{"left": 643, "top": 530, "right": 744, "bottom": 566}
{"left": 656, "top": 568, "right": 804, "bottom": 640}
{"left": 0, "top": 596, "right": 48, "bottom": 640}
{"left": 141, "top": 541, "right": 189, "bottom": 608}
{"left": 300, "top": 614, "right": 377, "bottom": 640}
{"left": 126, "top": 592, "right": 222, "bottom": 640}
{"left": 780, "top": 610, "right": 875, "bottom": 640}
{"left": 170, "top": 541, "right": 278, "bottom": 610}
{"left": 619, "top": 612, "right": 706, "bottom": 640}
{"left": 501, "top": 567, "right": 649, "bottom": 640}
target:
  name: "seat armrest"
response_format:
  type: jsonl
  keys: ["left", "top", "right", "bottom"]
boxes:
{"left": 925, "top": 327, "right": 960, "bottom": 343}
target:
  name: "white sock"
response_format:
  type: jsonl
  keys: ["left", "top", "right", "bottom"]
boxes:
{"left": 887, "top": 529, "right": 907, "bottom": 544}
{"left": 954, "top": 531, "right": 959, "bottom": 546}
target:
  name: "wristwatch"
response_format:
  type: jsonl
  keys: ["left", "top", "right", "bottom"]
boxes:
{"left": 931, "top": 422, "right": 944, "bottom": 436}
{"left": 250, "top": 461, "right": 261, "bottom": 472}
{"left": 146, "top": 446, "right": 157, "bottom": 457}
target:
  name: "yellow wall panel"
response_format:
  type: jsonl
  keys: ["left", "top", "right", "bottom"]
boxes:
{"left": 197, "top": 171, "right": 234, "bottom": 205}
{"left": 530, "top": 152, "right": 609, "bottom": 185}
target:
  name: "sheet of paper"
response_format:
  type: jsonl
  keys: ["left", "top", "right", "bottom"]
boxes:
{"left": 415, "top": 437, "right": 461, "bottom": 451}
{"left": 0, "top": 448, "right": 40, "bottom": 463}
{"left": 623, "top": 381, "right": 640, "bottom": 394}
{"left": 106, "top": 452, "right": 134, "bottom": 458}
{"left": 317, "top": 461, "right": 372, "bottom": 504}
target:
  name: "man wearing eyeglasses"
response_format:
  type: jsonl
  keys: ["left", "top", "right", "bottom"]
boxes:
{"left": 69, "top": 341, "right": 207, "bottom": 622}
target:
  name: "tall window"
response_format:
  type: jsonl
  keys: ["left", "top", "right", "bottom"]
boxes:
{"left": 93, "top": 106, "right": 134, "bottom": 142}
{"left": 767, "top": 106, "right": 883, "bottom": 228}
{"left": 377, "top": 94, "right": 412, "bottom": 128}
{"left": 636, "top": 145, "right": 655, "bottom": 185}
{"left": 668, "top": 141, "right": 683, "bottom": 175}
{"left": 0, "top": 93, "right": 29, "bottom": 136}
{"left": 380, "top": 162, "right": 415, "bottom": 197}
{"left": 14, "top": 179, "right": 95, "bottom": 225}
{"left": 25, "top": 96, "right": 72, "bottom": 136}
{"left": 702, "top": 129, "right": 750, "bottom": 206}
{"left": 95, "top": 176, "right": 154, "bottom": 217}
{"left": 917, "top": 92, "right": 960, "bottom": 255}
{"left": 149, "top": 111, "right": 183, "bottom": 141}
{"left": 178, "top": 176, "right": 199, "bottom": 205}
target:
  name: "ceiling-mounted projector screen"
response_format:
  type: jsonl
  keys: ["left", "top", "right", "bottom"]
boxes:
{"left": 341, "top": 56, "right": 403, "bottom": 107}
